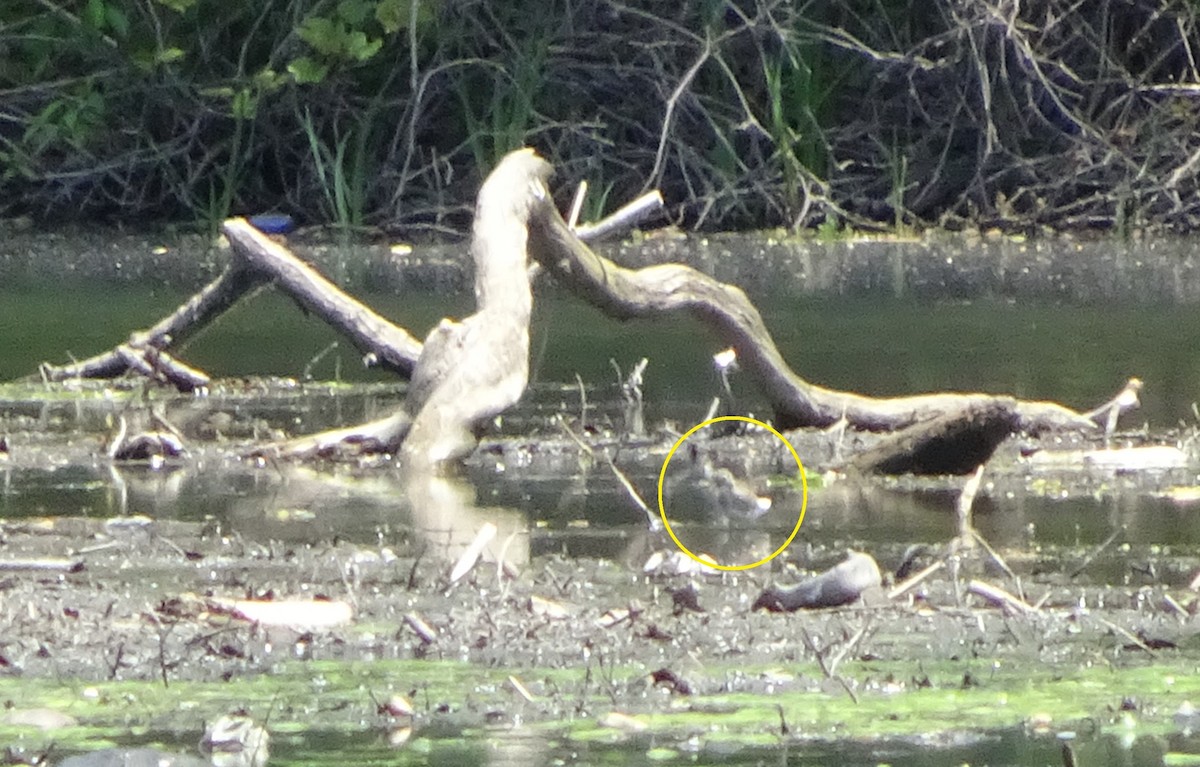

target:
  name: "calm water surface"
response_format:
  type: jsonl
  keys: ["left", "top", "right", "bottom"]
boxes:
{"left": 3, "top": 282, "right": 1200, "bottom": 547}
{"left": 4, "top": 238, "right": 1200, "bottom": 766}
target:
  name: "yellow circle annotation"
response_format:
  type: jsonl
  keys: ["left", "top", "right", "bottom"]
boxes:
{"left": 656, "top": 416, "right": 807, "bottom": 571}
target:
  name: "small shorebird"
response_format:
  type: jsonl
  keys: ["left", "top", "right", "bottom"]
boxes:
{"left": 666, "top": 444, "right": 772, "bottom": 521}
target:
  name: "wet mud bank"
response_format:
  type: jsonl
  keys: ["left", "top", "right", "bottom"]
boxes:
{"left": 5, "top": 225, "right": 1200, "bottom": 762}
{"left": 3, "top": 475, "right": 1200, "bottom": 763}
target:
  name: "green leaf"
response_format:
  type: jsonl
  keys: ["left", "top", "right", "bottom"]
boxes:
{"left": 230, "top": 88, "right": 257, "bottom": 120}
{"left": 374, "top": 0, "right": 407, "bottom": 33}
{"left": 287, "top": 57, "right": 329, "bottom": 84}
{"left": 155, "top": 47, "right": 186, "bottom": 65}
{"left": 154, "top": 0, "right": 197, "bottom": 11}
{"left": 104, "top": 5, "right": 129, "bottom": 38}
{"left": 298, "top": 16, "right": 344, "bottom": 56}
{"left": 254, "top": 68, "right": 285, "bottom": 91}
{"left": 345, "top": 30, "right": 381, "bottom": 61}
{"left": 84, "top": 0, "right": 105, "bottom": 30}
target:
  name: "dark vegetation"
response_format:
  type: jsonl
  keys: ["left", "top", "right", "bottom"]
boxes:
{"left": 3, "top": 0, "right": 1200, "bottom": 234}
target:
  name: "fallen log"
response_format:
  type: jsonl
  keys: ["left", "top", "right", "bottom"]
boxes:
{"left": 524, "top": 188, "right": 1104, "bottom": 437}
{"left": 39, "top": 220, "right": 426, "bottom": 387}
{"left": 845, "top": 399, "right": 1020, "bottom": 475}
{"left": 114, "top": 343, "right": 210, "bottom": 392}
{"left": 30, "top": 147, "right": 1140, "bottom": 475}
{"left": 397, "top": 149, "right": 550, "bottom": 467}
{"left": 222, "top": 219, "right": 424, "bottom": 375}
{"left": 41, "top": 263, "right": 261, "bottom": 383}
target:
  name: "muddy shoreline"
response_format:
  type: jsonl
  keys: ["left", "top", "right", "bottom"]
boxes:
{"left": 3, "top": 485, "right": 1200, "bottom": 758}
{"left": 2, "top": 505, "right": 1194, "bottom": 684}
{"left": 5, "top": 226, "right": 1200, "bottom": 763}
{"left": 3, "top": 401, "right": 1200, "bottom": 765}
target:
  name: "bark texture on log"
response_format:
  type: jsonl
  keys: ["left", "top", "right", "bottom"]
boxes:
{"left": 845, "top": 399, "right": 1021, "bottom": 475}
{"left": 263, "top": 149, "right": 552, "bottom": 465}
{"left": 400, "top": 149, "right": 550, "bottom": 467}
{"left": 222, "top": 219, "right": 424, "bottom": 375}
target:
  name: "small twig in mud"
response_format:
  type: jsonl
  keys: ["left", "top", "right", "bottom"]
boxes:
{"left": 567, "top": 181, "right": 587, "bottom": 230}
{"left": 153, "top": 532, "right": 189, "bottom": 559}
{"left": 826, "top": 619, "right": 875, "bottom": 673}
{"left": 1093, "top": 616, "right": 1157, "bottom": 657}
{"left": 969, "top": 529, "right": 1016, "bottom": 582}
{"left": 1068, "top": 525, "right": 1125, "bottom": 579}
{"left": 508, "top": 674, "right": 536, "bottom": 703}
{"left": 579, "top": 647, "right": 594, "bottom": 714}
{"left": 544, "top": 564, "right": 576, "bottom": 597}
{"left": 596, "top": 649, "right": 621, "bottom": 705}
{"left": 406, "top": 546, "right": 425, "bottom": 591}
{"left": 1163, "top": 593, "right": 1189, "bottom": 619}
{"left": 76, "top": 540, "right": 122, "bottom": 556}
{"left": 155, "top": 618, "right": 174, "bottom": 688}
{"left": 557, "top": 414, "right": 658, "bottom": 530}
{"left": 555, "top": 414, "right": 595, "bottom": 459}
{"left": 950, "top": 556, "right": 964, "bottom": 607}
{"left": 495, "top": 529, "right": 521, "bottom": 588}
{"left": 968, "top": 579, "right": 1036, "bottom": 614}
{"left": 107, "top": 641, "right": 125, "bottom": 681}
{"left": 775, "top": 703, "right": 790, "bottom": 736}
{"left": 614, "top": 357, "right": 648, "bottom": 437}
{"left": 888, "top": 560, "right": 945, "bottom": 599}
{"left": 574, "top": 373, "right": 589, "bottom": 430}
{"left": 603, "top": 450, "right": 660, "bottom": 531}
{"left": 448, "top": 522, "right": 497, "bottom": 585}
{"left": 403, "top": 612, "right": 437, "bottom": 645}
{"left": 956, "top": 464, "right": 986, "bottom": 547}
{"left": 825, "top": 409, "right": 849, "bottom": 463}
{"left": 340, "top": 556, "right": 361, "bottom": 611}
{"left": 800, "top": 628, "right": 859, "bottom": 704}
{"left": 0, "top": 557, "right": 83, "bottom": 573}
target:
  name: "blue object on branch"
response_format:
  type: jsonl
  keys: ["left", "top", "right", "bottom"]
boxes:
{"left": 248, "top": 213, "right": 296, "bottom": 234}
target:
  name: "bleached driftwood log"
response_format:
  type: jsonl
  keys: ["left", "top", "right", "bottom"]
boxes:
{"left": 32, "top": 146, "right": 1140, "bottom": 473}
{"left": 522, "top": 187, "right": 1116, "bottom": 440}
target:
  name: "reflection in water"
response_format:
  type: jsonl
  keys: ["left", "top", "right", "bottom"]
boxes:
{"left": 3, "top": 385, "right": 1199, "bottom": 568}
{"left": 402, "top": 468, "right": 529, "bottom": 571}
{"left": 3, "top": 287, "right": 1200, "bottom": 566}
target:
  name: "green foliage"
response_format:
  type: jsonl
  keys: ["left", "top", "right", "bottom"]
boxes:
{"left": 3, "top": 0, "right": 1188, "bottom": 232}
{"left": 297, "top": 13, "right": 381, "bottom": 63}
{"left": 301, "top": 108, "right": 370, "bottom": 229}
{"left": 0, "top": 0, "right": 868, "bottom": 228}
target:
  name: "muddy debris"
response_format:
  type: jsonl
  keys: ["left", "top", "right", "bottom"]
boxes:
{"left": 752, "top": 551, "right": 884, "bottom": 612}
{"left": 0, "top": 514, "right": 1194, "bottom": 690}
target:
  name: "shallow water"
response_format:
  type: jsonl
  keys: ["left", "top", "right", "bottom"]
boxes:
{"left": 6, "top": 283, "right": 1200, "bottom": 424}
{"left": 5, "top": 232, "right": 1200, "bottom": 765}
{"left": 4, "top": 264, "right": 1200, "bottom": 555}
